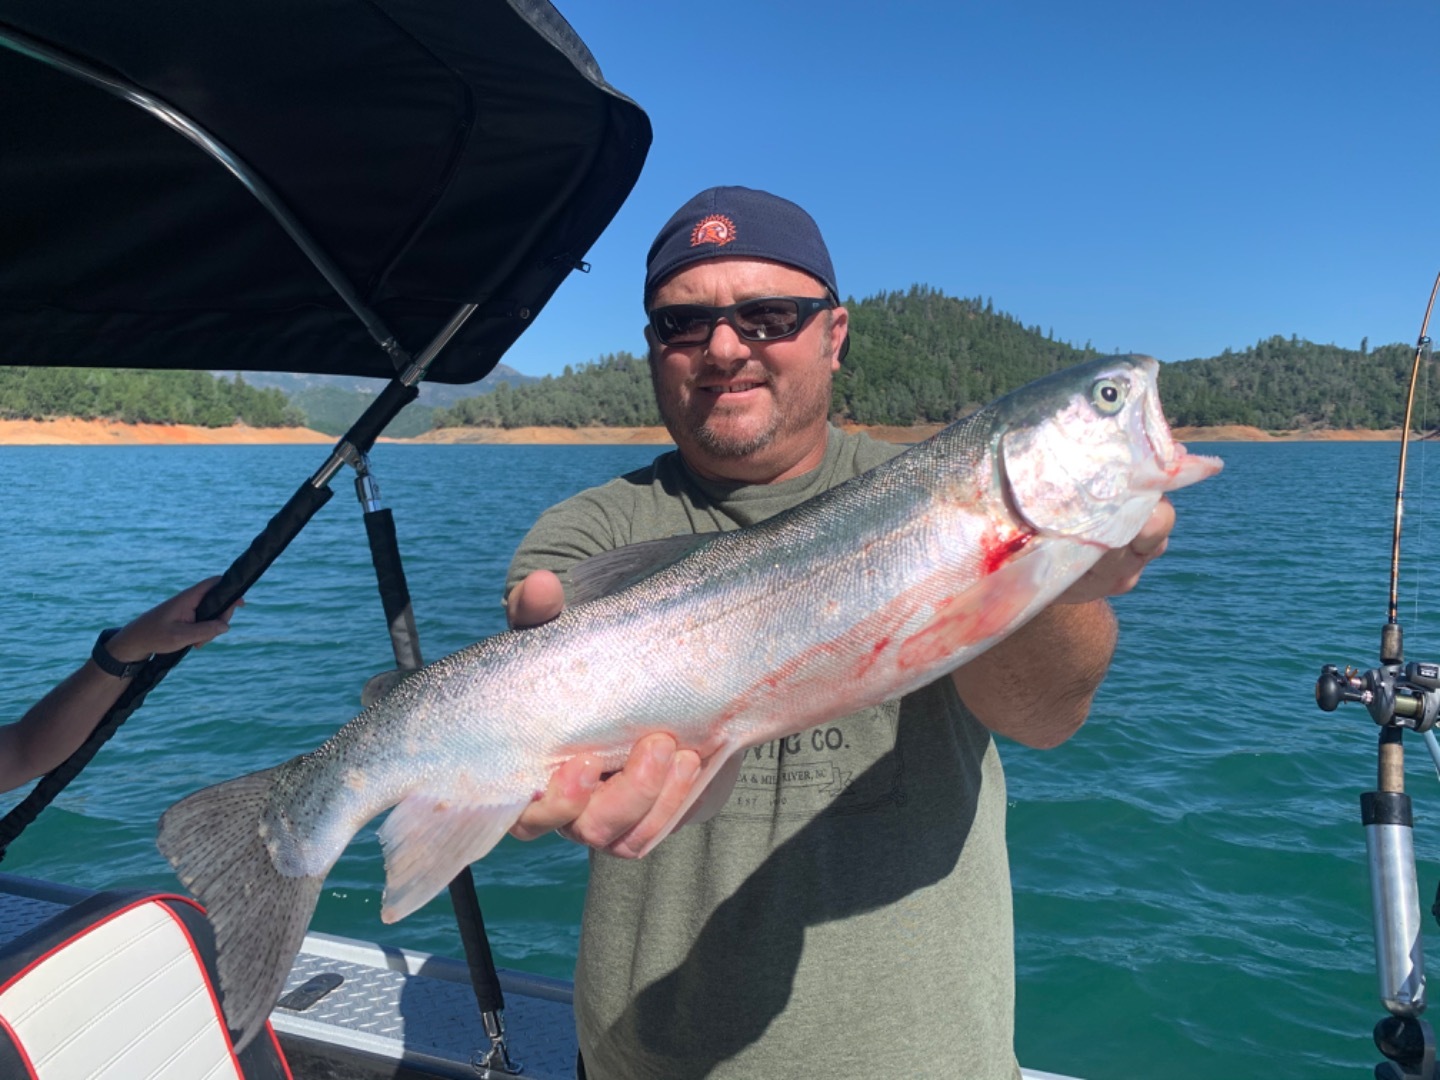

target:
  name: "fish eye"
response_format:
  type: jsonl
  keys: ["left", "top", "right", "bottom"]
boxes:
{"left": 1090, "top": 377, "right": 1127, "bottom": 415}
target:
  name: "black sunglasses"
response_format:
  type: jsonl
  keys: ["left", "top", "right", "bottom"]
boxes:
{"left": 648, "top": 295, "right": 835, "bottom": 347}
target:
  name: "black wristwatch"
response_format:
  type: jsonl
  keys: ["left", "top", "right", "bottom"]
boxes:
{"left": 91, "top": 627, "right": 151, "bottom": 679}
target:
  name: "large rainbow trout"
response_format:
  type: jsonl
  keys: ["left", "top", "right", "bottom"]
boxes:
{"left": 159, "top": 355, "right": 1222, "bottom": 1048}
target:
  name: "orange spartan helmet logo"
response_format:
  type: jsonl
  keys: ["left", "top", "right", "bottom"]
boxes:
{"left": 689, "top": 214, "right": 736, "bottom": 247}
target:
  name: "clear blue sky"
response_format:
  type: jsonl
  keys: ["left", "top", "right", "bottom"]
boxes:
{"left": 497, "top": 1, "right": 1440, "bottom": 380}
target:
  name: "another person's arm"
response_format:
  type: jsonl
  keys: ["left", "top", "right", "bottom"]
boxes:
{"left": 0, "top": 578, "right": 240, "bottom": 793}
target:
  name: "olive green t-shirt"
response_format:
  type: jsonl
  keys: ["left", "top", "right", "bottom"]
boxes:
{"left": 505, "top": 427, "right": 1019, "bottom": 1080}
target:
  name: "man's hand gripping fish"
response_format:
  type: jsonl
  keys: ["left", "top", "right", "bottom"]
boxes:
{"left": 158, "top": 355, "right": 1222, "bottom": 1049}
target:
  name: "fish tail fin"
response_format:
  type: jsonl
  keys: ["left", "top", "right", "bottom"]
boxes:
{"left": 157, "top": 766, "right": 322, "bottom": 1053}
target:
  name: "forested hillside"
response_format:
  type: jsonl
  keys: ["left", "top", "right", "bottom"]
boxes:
{"left": 431, "top": 288, "right": 1097, "bottom": 429}
{"left": 435, "top": 352, "right": 661, "bottom": 428}
{"left": 0, "top": 368, "right": 303, "bottom": 427}
{"left": 834, "top": 286, "right": 1094, "bottom": 423}
{"left": 4, "top": 287, "right": 1428, "bottom": 434}
{"left": 431, "top": 286, "right": 1427, "bottom": 432}
{"left": 1157, "top": 336, "right": 1425, "bottom": 430}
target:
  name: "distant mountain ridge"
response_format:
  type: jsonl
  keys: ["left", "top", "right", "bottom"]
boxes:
{"left": 225, "top": 364, "right": 540, "bottom": 436}
{"left": 225, "top": 363, "right": 539, "bottom": 409}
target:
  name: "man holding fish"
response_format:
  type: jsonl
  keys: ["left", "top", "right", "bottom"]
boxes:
{"left": 503, "top": 187, "right": 1181, "bottom": 1079}
{"left": 161, "top": 187, "right": 1217, "bottom": 1063}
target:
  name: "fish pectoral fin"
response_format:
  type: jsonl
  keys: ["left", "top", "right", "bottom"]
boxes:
{"left": 678, "top": 747, "right": 746, "bottom": 828}
{"left": 633, "top": 743, "right": 744, "bottom": 858}
{"left": 377, "top": 794, "right": 530, "bottom": 923}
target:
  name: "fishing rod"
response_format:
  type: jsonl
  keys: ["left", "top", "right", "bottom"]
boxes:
{"left": 1316, "top": 270, "right": 1440, "bottom": 1080}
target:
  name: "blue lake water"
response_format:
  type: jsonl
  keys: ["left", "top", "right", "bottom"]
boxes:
{"left": 5, "top": 438, "right": 1440, "bottom": 1077}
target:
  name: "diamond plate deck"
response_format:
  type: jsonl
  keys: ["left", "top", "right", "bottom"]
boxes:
{"left": 273, "top": 933, "right": 577, "bottom": 1079}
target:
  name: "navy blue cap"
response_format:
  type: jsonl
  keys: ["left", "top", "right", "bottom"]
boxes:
{"left": 644, "top": 186, "right": 838, "bottom": 305}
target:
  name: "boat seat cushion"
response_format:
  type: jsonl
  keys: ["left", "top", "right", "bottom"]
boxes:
{"left": 0, "top": 889, "right": 290, "bottom": 1079}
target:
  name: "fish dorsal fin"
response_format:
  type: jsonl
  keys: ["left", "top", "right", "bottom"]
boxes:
{"left": 567, "top": 533, "right": 713, "bottom": 605}
{"left": 360, "top": 667, "right": 417, "bottom": 708}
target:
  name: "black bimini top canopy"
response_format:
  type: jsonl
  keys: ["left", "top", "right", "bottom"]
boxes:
{"left": 0, "top": 0, "right": 649, "bottom": 383}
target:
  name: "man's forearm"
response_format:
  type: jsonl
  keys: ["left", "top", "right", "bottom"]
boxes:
{"left": 950, "top": 599, "right": 1118, "bottom": 749}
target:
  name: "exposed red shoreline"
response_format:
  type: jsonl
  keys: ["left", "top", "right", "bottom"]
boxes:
{"left": 0, "top": 417, "right": 332, "bottom": 445}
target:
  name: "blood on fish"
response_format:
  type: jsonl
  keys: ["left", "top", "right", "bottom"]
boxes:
{"left": 715, "top": 600, "right": 919, "bottom": 726}
{"left": 897, "top": 599, "right": 1025, "bottom": 671}
{"left": 981, "top": 529, "right": 1032, "bottom": 576}
{"left": 853, "top": 636, "right": 891, "bottom": 681}
{"left": 896, "top": 559, "right": 1036, "bottom": 672}
{"left": 722, "top": 550, "right": 1038, "bottom": 714}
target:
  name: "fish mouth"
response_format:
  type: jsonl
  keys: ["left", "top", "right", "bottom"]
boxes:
{"left": 1139, "top": 368, "right": 1224, "bottom": 491}
{"left": 1140, "top": 379, "right": 1180, "bottom": 469}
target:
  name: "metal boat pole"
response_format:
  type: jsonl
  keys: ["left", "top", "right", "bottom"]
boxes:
{"left": 354, "top": 451, "right": 520, "bottom": 1076}
{"left": 1367, "top": 733, "right": 1427, "bottom": 1006}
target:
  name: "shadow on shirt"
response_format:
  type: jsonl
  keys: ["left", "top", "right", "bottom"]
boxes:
{"left": 586, "top": 680, "right": 1003, "bottom": 1078}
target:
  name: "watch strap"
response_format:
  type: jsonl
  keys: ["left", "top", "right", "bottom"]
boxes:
{"left": 91, "top": 628, "right": 150, "bottom": 679}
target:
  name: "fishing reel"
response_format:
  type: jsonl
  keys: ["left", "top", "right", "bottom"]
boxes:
{"left": 1317, "top": 645, "right": 1440, "bottom": 1080}
{"left": 1317, "top": 661, "right": 1440, "bottom": 733}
